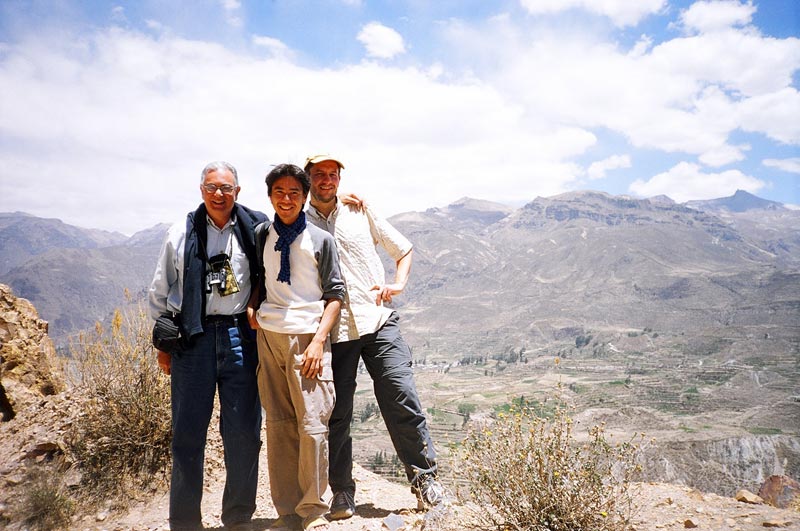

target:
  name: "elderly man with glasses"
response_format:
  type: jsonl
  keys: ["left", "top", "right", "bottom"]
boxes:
{"left": 148, "top": 161, "right": 268, "bottom": 531}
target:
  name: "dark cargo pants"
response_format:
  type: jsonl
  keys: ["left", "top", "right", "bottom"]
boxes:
{"left": 328, "top": 312, "right": 437, "bottom": 495}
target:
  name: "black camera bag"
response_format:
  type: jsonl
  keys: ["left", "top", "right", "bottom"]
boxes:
{"left": 152, "top": 313, "right": 184, "bottom": 353}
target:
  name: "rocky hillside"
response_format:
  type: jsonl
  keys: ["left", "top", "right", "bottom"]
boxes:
{"left": 393, "top": 190, "right": 799, "bottom": 353}
{"left": 0, "top": 219, "right": 166, "bottom": 339}
{"left": 0, "top": 284, "right": 798, "bottom": 530}
{"left": 0, "top": 283, "right": 64, "bottom": 421}
{"left": 0, "top": 212, "right": 127, "bottom": 276}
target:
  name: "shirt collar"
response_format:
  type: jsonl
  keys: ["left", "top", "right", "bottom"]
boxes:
{"left": 206, "top": 212, "right": 237, "bottom": 231}
{"left": 308, "top": 201, "right": 338, "bottom": 221}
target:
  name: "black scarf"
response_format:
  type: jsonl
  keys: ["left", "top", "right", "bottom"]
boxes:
{"left": 181, "top": 203, "right": 267, "bottom": 340}
{"left": 272, "top": 211, "right": 306, "bottom": 284}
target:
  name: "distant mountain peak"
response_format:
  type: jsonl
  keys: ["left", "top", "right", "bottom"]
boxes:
{"left": 448, "top": 197, "right": 515, "bottom": 214}
{"left": 649, "top": 195, "right": 676, "bottom": 205}
{"left": 686, "top": 190, "right": 784, "bottom": 213}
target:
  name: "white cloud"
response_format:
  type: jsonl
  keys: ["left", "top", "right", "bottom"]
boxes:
{"left": 630, "top": 35, "right": 654, "bottom": 57}
{"left": 587, "top": 154, "right": 631, "bottom": 180}
{"left": 698, "top": 143, "right": 748, "bottom": 166}
{"left": 629, "top": 161, "right": 765, "bottom": 201}
{"left": 0, "top": 4, "right": 797, "bottom": 234}
{"left": 439, "top": 11, "right": 800, "bottom": 170}
{"left": 145, "top": 19, "right": 164, "bottom": 31}
{"left": 110, "top": 6, "right": 126, "bottom": 23}
{"left": 357, "top": 22, "right": 406, "bottom": 59}
{"left": 738, "top": 87, "right": 800, "bottom": 144}
{"left": 252, "top": 35, "right": 293, "bottom": 60}
{"left": 0, "top": 27, "right": 589, "bottom": 234}
{"left": 220, "top": 0, "right": 242, "bottom": 28}
{"left": 679, "top": 0, "right": 756, "bottom": 34}
{"left": 519, "top": 0, "right": 666, "bottom": 27}
{"left": 763, "top": 158, "right": 800, "bottom": 174}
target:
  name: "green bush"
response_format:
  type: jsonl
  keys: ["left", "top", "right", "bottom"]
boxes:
{"left": 458, "top": 402, "right": 477, "bottom": 417}
{"left": 66, "top": 303, "right": 171, "bottom": 498}
{"left": 359, "top": 401, "right": 380, "bottom": 422}
{"left": 18, "top": 465, "right": 74, "bottom": 530}
{"left": 457, "top": 392, "right": 642, "bottom": 531}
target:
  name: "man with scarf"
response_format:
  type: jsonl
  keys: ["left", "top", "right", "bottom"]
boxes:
{"left": 148, "top": 161, "right": 267, "bottom": 531}
{"left": 249, "top": 163, "right": 344, "bottom": 531}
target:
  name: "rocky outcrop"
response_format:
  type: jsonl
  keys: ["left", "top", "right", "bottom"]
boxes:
{"left": 759, "top": 475, "right": 800, "bottom": 509}
{"left": 641, "top": 435, "right": 800, "bottom": 497}
{"left": 0, "top": 283, "right": 64, "bottom": 421}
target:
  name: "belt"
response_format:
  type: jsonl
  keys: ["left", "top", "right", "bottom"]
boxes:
{"left": 203, "top": 312, "right": 247, "bottom": 325}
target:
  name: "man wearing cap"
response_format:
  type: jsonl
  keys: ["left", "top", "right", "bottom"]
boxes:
{"left": 304, "top": 154, "right": 444, "bottom": 520}
{"left": 148, "top": 161, "right": 266, "bottom": 531}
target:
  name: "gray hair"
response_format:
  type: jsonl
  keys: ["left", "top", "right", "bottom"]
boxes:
{"left": 200, "top": 161, "right": 239, "bottom": 185}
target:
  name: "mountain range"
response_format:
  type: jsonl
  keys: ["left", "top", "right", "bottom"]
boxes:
{"left": 0, "top": 212, "right": 166, "bottom": 338}
{"left": 0, "top": 190, "right": 796, "bottom": 346}
{"left": 391, "top": 190, "right": 798, "bottom": 355}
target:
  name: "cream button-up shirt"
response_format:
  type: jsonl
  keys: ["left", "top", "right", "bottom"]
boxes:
{"left": 306, "top": 202, "right": 413, "bottom": 343}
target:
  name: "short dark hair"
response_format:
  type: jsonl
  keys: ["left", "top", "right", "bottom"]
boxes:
{"left": 265, "top": 164, "right": 310, "bottom": 196}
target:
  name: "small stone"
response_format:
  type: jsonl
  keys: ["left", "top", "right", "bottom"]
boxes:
{"left": 684, "top": 519, "right": 699, "bottom": 528}
{"left": 383, "top": 513, "right": 405, "bottom": 531}
{"left": 762, "top": 520, "right": 793, "bottom": 528}
{"left": 736, "top": 489, "right": 764, "bottom": 504}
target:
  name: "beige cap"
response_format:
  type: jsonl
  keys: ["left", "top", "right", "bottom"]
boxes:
{"left": 304, "top": 154, "right": 345, "bottom": 170}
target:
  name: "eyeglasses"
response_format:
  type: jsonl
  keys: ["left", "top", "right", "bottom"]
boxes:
{"left": 202, "top": 184, "right": 236, "bottom": 195}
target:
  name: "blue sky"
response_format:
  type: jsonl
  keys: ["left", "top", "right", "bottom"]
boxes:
{"left": 0, "top": 0, "right": 798, "bottom": 234}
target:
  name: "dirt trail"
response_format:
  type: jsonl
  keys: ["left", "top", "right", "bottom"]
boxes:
{"left": 85, "top": 453, "right": 800, "bottom": 531}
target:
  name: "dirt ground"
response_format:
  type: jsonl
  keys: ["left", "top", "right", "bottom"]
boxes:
{"left": 73, "top": 453, "right": 799, "bottom": 531}
{"left": 0, "top": 393, "right": 797, "bottom": 531}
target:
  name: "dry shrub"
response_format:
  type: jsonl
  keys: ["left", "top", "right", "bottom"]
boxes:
{"left": 18, "top": 465, "right": 75, "bottom": 530}
{"left": 66, "top": 301, "right": 171, "bottom": 498}
{"left": 457, "top": 391, "right": 642, "bottom": 531}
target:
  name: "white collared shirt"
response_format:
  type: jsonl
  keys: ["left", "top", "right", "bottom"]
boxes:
{"left": 148, "top": 213, "right": 251, "bottom": 319}
{"left": 307, "top": 202, "right": 412, "bottom": 343}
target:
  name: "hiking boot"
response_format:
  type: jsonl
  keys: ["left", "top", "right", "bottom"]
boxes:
{"left": 328, "top": 490, "right": 355, "bottom": 520}
{"left": 411, "top": 474, "right": 445, "bottom": 510}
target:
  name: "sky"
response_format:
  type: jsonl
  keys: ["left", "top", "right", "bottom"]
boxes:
{"left": 0, "top": 0, "right": 799, "bottom": 235}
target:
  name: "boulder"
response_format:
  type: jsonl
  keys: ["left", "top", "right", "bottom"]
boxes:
{"left": 735, "top": 489, "right": 763, "bottom": 504}
{"left": 758, "top": 475, "right": 800, "bottom": 509}
{"left": 0, "top": 283, "right": 64, "bottom": 421}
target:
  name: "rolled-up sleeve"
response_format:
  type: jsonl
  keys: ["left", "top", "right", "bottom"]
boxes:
{"left": 317, "top": 232, "right": 346, "bottom": 302}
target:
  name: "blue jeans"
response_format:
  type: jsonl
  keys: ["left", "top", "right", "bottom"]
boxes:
{"left": 328, "top": 312, "right": 437, "bottom": 495}
{"left": 169, "top": 315, "right": 262, "bottom": 529}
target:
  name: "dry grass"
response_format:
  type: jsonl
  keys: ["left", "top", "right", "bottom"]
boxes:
{"left": 455, "top": 384, "right": 643, "bottom": 531}
{"left": 18, "top": 464, "right": 75, "bottom": 530}
{"left": 65, "top": 300, "right": 171, "bottom": 499}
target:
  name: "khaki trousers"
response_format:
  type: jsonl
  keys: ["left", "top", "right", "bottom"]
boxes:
{"left": 256, "top": 329, "right": 335, "bottom": 520}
